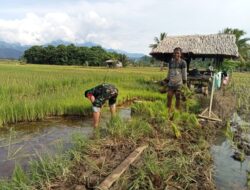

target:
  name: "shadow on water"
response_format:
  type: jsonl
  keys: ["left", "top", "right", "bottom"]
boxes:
{"left": 0, "top": 108, "right": 131, "bottom": 178}
{"left": 211, "top": 114, "right": 250, "bottom": 190}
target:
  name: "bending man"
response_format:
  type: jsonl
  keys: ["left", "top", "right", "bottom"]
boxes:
{"left": 166, "top": 47, "right": 187, "bottom": 111}
{"left": 84, "top": 83, "right": 118, "bottom": 128}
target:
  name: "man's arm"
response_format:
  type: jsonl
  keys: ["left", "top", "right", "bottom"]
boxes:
{"left": 166, "top": 62, "right": 171, "bottom": 83}
{"left": 182, "top": 61, "right": 187, "bottom": 84}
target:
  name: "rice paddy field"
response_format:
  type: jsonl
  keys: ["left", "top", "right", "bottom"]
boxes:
{"left": 230, "top": 72, "right": 250, "bottom": 121}
{"left": 0, "top": 60, "right": 250, "bottom": 190}
{"left": 0, "top": 60, "right": 164, "bottom": 126}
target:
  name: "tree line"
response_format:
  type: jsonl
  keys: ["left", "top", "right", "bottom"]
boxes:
{"left": 23, "top": 44, "right": 128, "bottom": 66}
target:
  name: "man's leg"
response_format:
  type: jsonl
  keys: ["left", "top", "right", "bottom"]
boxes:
{"left": 175, "top": 89, "right": 181, "bottom": 110}
{"left": 109, "top": 95, "right": 117, "bottom": 117}
{"left": 93, "top": 106, "right": 101, "bottom": 128}
{"left": 167, "top": 89, "right": 174, "bottom": 111}
{"left": 110, "top": 104, "right": 116, "bottom": 117}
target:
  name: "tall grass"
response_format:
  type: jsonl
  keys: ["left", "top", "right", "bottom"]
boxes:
{"left": 230, "top": 72, "right": 250, "bottom": 121}
{"left": 0, "top": 61, "right": 165, "bottom": 126}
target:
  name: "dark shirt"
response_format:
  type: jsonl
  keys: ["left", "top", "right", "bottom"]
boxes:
{"left": 86, "top": 83, "right": 118, "bottom": 107}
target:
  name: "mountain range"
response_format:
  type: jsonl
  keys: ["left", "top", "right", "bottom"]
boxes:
{"left": 0, "top": 40, "right": 145, "bottom": 60}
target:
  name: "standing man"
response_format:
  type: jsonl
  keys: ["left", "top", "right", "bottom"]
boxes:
{"left": 84, "top": 83, "right": 118, "bottom": 128}
{"left": 166, "top": 47, "right": 187, "bottom": 111}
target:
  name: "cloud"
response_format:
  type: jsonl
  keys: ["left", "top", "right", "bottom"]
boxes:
{"left": 0, "top": 0, "right": 249, "bottom": 53}
{"left": 0, "top": 10, "right": 120, "bottom": 48}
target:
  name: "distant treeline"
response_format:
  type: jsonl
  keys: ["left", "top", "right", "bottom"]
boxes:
{"left": 23, "top": 45, "right": 128, "bottom": 66}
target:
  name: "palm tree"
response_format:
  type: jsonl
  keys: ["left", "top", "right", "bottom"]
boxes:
{"left": 150, "top": 33, "right": 167, "bottom": 71}
{"left": 149, "top": 32, "right": 167, "bottom": 49}
{"left": 220, "top": 28, "right": 250, "bottom": 61}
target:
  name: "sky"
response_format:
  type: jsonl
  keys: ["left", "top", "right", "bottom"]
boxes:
{"left": 0, "top": 0, "right": 249, "bottom": 54}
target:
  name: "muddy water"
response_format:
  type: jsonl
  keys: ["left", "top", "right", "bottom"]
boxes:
{"left": 211, "top": 114, "right": 250, "bottom": 190}
{"left": 0, "top": 108, "right": 131, "bottom": 179}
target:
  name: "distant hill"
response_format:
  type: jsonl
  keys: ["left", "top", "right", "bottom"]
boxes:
{"left": 0, "top": 41, "right": 29, "bottom": 59}
{"left": 106, "top": 48, "right": 145, "bottom": 60}
{"left": 0, "top": 40, "right": 146, "bottom": 60}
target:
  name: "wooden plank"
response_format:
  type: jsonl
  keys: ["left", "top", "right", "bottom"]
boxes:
{"left": 198, "top": 115, "right": 222, "bottom": 122}
{"left": 200, "top": 108, "right": 208, "bottom": 116}
{"left": 95, "top": 145, "right": 148, "bottom": 190}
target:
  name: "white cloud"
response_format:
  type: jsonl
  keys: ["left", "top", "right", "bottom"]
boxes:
{"left": 0, "top": 0, "right": 249, "bottom": 53}
{"left": 0, "top": 9, "right": 120, "bottom": 49}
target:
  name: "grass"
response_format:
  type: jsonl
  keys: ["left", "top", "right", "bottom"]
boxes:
{"left": 230, "top": 72, "right": 250, "bottom": 121}
{"left": 0, "top": 61, "right": 165, "bottom": 126}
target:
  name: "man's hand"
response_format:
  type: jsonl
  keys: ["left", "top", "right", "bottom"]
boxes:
{"left": 87, "top": 95, "right": 95, "bottom": 103}
{"left": 90, "top": 96, "right": 95, "bottom": 103}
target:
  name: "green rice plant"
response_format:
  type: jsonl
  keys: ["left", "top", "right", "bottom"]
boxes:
{"left": 126, "top": 119, "right": 153, "bottom": 140}
{"left": 131, "top": 100, "right": 168, "bottom": 123}
{"left": 171, "top": 123, "right": 181, "bottom": 138}
{"left": 185, "top": 98, "right": 201, "bottom": 113}
{"left": 187, "top": 114, "right": 200, "bottom": 128}
{"left": 106, "top": 116, "right": 153, "bottom": 141}
{"left": 106, "top": 116, "right": 126, "bottom": 138}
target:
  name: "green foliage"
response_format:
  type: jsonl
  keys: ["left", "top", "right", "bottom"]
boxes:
{"left": 71, "top": 133, "right": 89, "bottom": 151}
{"left": 230, "top": 73, "right": 250, "bottom": 121}
{"left": 222, "top": 60, "right": 240, "bottom": 71}
{"left": 185, "top": 98, "right": 201, "bottom": 113}
{"left": 221, "top": 28, "right": 250, "bottom": 61}
{"left": 24, "top": 44, "right": 128, "bottom": 66}
{"left": 131, "top": 101, "right": 168, "bottom": 122}
{"left": 106, "top": 116, "right": 153, "bottom": 140}
{"left": 149, "top": 32, "right": 167, "bottom": 49}
{"left": 187, "top": 114, "right": 200, "bottom": 128}
{"left": 171, "top": 123, "right": 181, "bottom": 138}
{"left": 0, "top": 150, "right": 71, "bottom": 190}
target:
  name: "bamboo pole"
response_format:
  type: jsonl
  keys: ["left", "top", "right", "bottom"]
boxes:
{"left": 209, "top": 74, "right": 215, "bottom": 117}
{"left": 95, "top": 145, "right": 148, "bottom": 190}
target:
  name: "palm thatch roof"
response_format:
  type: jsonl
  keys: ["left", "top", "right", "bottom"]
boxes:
{"left": 150, "top": 34, "right": 239, "bottom": 61}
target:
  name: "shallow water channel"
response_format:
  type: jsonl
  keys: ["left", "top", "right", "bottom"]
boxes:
{"left": 211, "top": 114, "right": 250, "bottom": 190}
{"left": 0, "top": 108, "right": 131, "bottom": 179}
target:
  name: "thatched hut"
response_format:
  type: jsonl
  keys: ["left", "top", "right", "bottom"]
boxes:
{"left": 105, "top": 59, "right": 123, "bottom": 68}
{"left": 150, "top": 34, "right": 239, "bottom": 71}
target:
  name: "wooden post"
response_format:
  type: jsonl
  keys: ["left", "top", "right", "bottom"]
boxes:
{"left": 208, "top": 74, "right": 215, "bottom": 117}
